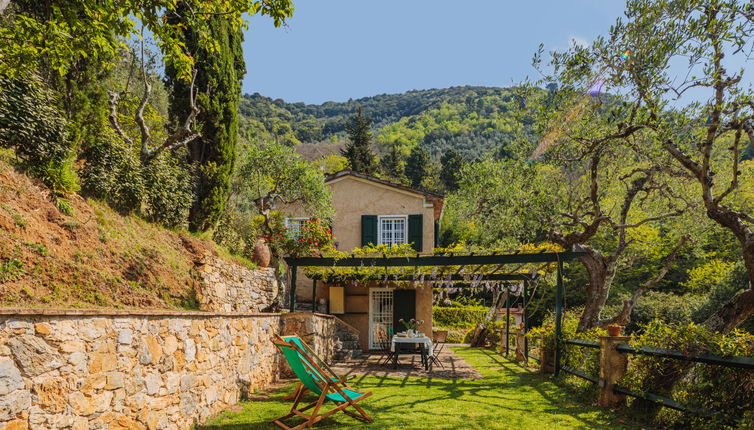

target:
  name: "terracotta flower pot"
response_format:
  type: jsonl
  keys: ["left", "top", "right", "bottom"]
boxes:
{"left": 252, "top": 237, "right": 271, "bottom": 267}
{"left": 606, "top": 325, "right": 623, "bottom": 337}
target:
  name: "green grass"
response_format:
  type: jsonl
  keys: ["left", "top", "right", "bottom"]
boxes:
{"left": 200, "top": 347, "right": 640, "bottom": 430}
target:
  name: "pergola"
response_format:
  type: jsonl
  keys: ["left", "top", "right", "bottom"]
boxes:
{"left": 284, "top": 249, "right": 587, "bottom": 373}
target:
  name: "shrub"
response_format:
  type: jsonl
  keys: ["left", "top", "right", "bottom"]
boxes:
{"left": 528, "top": 310, "right": 605, "bottom": 386}
{"left": 0, "top": 76, "right": 78, "bottom": 195}
{"left": 693, "top": 262, "right": 750, "bottom": 325}
{"left": 617, "top": 290, "right": 706, "bottom": 332}
{"left": 433, "top": 306, "right": 488, "bottom": 329}
{"left": 622, "top": 320, "right": 754, "bottom": 429}
{"left": 80, "top": 134, "right": 144, "bottom": 214}
{"left": 142, "top": 153, "right": 194, "bottom": 229}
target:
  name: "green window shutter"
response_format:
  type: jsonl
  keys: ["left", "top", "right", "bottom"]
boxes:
{"left": 408, "top": 214, "right": 423, "bottom": 252}
{"left": 361, "top": 215, "right": 377, "bottom": 246}
{"left": 393, "top": 289, "right": 416, "bottom": 333}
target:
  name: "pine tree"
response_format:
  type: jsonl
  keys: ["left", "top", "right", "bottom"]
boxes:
{"left": 380, "top": 145, "right": 405, "bottom": 182}
{"left": 440, "top": 149, "right": 464, "bottom": 191}
{"left": 405, "top": 145, "right": 429, "bottom": 188}
{"left": 167, "top": 14, "right": 245, "bottom": 232}
{"left": 342, "top": 107, "right": 377, "bottom": 174}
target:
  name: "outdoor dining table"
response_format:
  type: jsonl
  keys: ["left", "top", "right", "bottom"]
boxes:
{"left": 391, "top": 333, "right": 433, "bottom": 370}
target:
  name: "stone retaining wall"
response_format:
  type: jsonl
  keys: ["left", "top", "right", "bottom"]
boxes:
{"left": 0, "top": 310, "right": 336, "bottom": 430}
{"left": 194, "top": 255, "right": 278, "bottom": 313}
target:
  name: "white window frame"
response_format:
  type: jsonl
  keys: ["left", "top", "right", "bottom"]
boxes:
{"left": 377, "top": 215, "right": 408, "bottom": 246}
{"left": 284, "top": 217, "right": 309, "bottom": 239}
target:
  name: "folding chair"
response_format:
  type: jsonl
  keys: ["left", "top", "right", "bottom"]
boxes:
{"left": 376, "top": 327, "right": 395, "bottom": 366}
{"left": 272, "top": 334, "right": 374, "bottom": 430}
{"left": 279, "top": 335, "right": 353, "bottom": 401}
{"left": 429, "top": 330, "right": 448, "bottom": 370}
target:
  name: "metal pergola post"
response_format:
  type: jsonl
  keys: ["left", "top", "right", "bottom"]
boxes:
{"left": 523, "top": 279, "right": 529, "bottom": 362}
{"left": 505, "top": 284, "right": 510, "bottom": 357}
{"left": 312, "top": 279, "right": 317, "bottom": 313}
{"left": 554, "top": 258, "right": 564, "bottom": 376}
{"left": 289, "top": 265, "right": 297, "bottom": 312}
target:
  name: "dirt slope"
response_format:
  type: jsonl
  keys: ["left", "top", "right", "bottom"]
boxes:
{"left": 0, "top": 159, "right": 221, "bottom": 310}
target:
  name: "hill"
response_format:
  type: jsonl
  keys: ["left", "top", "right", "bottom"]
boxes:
{"left": 239, "top": 86, "right": 537, "bottom": 160}
{"left": 0, "top": 153, "right": 241, "bottom": 310}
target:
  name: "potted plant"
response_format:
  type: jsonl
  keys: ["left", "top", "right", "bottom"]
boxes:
{"left": 399, "top": 318, "right": 424, "bottom": 337}
{"left": 253, "top": 235, "right": 271, "bottom": 267}
{"left": 606, "top": 324, "right": 623, "bottom": 337}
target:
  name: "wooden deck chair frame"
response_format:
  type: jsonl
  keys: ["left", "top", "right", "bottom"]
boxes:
{"left": 278, "top": 335, "right": 354, "bottom": 401}
{"left": 272, "top": 334, "right": 374, "bottom": 430}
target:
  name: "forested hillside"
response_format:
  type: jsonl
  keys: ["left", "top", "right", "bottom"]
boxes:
{"left": 239, "top": 86, "right": 536, "bottom": 160}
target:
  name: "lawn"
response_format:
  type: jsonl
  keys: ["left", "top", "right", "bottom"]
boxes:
{"left": 200, "top": 347, "right": 640, "bottom": 430}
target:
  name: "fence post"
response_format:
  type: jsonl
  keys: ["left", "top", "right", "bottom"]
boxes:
{"left": 540, "top": 333, "right": 555, "bottom": 374}
{"left": 598, "top": 335, "right": 630, "bottom": 407}
{"left": 515, "top": 327, "right": 526, "bottom": 362}
{"left": 499, "top": 323, "right": 506, "bottom": 355}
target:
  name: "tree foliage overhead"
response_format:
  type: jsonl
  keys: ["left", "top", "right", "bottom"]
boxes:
{"left": 536, "top": 0, "right": 754, "bottom": 334}
{"left": 0, "top": 0, "right": 293, "bottom": 81}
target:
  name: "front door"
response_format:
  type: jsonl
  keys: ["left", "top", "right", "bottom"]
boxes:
{"left": 368, "top": 288, "right": 393, "bottom": 350}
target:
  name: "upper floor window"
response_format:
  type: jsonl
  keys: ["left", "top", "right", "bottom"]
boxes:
{"left": 285, "top": 217, "right": 309, "bottom": 239}
{"left": 378, "top": 215, "right": 407, "bottom": 246}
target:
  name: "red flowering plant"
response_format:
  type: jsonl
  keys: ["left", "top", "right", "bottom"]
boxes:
{"left": 260, "top": 216, "right": 334, "bottom": 257}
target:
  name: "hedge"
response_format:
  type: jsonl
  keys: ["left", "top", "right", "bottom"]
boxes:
{"left": 433, "top": 306, "right": 488, "bottom": 329}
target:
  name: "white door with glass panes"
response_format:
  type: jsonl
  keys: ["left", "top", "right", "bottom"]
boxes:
{"left": 369, "top": 288, "right": 393, "bottom": 350}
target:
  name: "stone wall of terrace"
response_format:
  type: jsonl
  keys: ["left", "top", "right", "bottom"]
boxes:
{"left": 194, "top": 254, "right": 278, "bottom": 313}
{"left": 0, "top": 309, "right": 338, "bottom": 430}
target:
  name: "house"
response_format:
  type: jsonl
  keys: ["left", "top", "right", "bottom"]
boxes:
{"left": 286, "top": 170, "right": 444, "bottom": 351}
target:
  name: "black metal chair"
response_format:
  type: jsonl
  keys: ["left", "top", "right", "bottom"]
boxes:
{"left": 429, "top": 330, "right": 448, "bottom": 370}
{"left": 376, "top": 328, "right": 395, "bottom": 365}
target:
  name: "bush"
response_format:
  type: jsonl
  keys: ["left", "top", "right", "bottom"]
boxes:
{"left": 142, "top": 153, "right": 194, "bottom": 229}
{"left": 620, "top": 290, "right": 706, "bottom": 332}
{"left": 622, "top": 320, "right": 754, "bottom": 429}
{"left": 80, "top": 134, "right": 144, "bottom": 214}
{"left": 694, "top": 262, "right": 750, "bottom": 325}
{"left": 433, "top": 306, "right": 488, "bottom": 329}
{"left": 528, "top": 310, "right": 605, "bottom": 386}
{"left": 0, "top": 76, "right": 78, "bottom": 195}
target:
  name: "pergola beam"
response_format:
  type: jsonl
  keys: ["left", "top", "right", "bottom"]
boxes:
{"left": 307, "top": 273, "right": 538, "bottom": 282}
{"left": 285, "top": 251, "right": 586, "bottom": 268}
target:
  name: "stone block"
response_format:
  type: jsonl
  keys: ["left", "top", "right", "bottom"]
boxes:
{"left": 118, "top": 329, "right": 133, "bottom": 345}
{"left": 35, "top": 377, "right": 68, "bottom": 413}
{"left": 0, "top": 389, "right": 31, "bottom": 421}
{"left": 0, "top": 358, "right": 24, "bottom": 396}
{"left": 7, "top": 335, "right": 64, "bottom": 377}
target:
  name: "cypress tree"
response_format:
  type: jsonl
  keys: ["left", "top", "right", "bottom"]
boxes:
{"left": 167, "top": 14, "right": 244, "bottom": 232}
{"left": 405, "top": 145, "right": 429, "bottom": 188}
{"left": 440, "top": 149, "right": 464, "bottom": 191}
{"left": 380, "top": 145, "right": 405, "bottom": 182}
{"left": 342, "top": 107, "right": 377, "bottom": 174}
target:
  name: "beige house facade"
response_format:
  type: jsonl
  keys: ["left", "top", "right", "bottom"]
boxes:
{"left": 286, "top": 170, "right": 444, "bottom": 351}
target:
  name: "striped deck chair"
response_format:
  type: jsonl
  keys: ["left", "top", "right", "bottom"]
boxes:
{"left": 272, "top": 334, "right": 374, "bottom": 430}
{"left": 278, "top": 335, "right": 353, "bottom": 401}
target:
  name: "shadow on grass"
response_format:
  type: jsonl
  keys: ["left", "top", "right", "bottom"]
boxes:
{"left": 199, "top": 347, "right": 639, "bottom": 430}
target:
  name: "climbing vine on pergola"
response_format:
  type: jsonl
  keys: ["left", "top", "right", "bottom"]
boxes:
{"left": 284, "top": 246, "right": 586, "bottom": 374}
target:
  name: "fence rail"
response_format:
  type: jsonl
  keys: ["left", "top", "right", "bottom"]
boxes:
{"left": 560, "top": 365, "right": 598, "bottom": 384}
{"left": 615, "top": 344, "right": 754, "bottom": 370}
{"left": 555, "top": 336, "right": 753, "bottom": 421}
{"left": 563, "top": 339, "right": 600, "bottom": 349}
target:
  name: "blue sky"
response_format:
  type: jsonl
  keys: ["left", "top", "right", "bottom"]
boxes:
{"left": 242, "top": 1, "right": 627, "bottom": 104}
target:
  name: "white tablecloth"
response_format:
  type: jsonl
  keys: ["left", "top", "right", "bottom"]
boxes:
{"left": 391, "top": 335, "right": 433, "bottom": 356}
